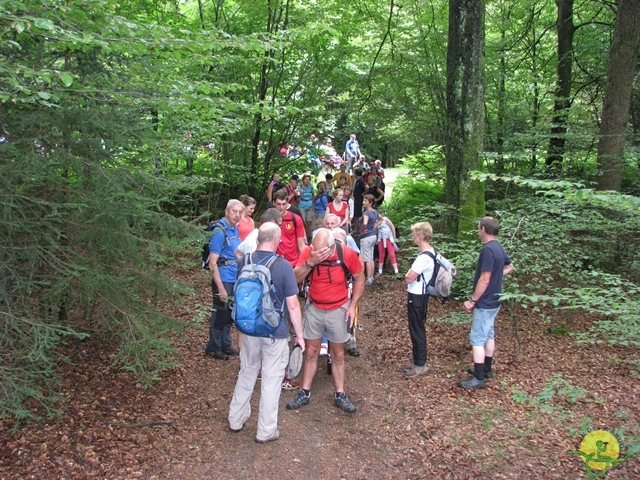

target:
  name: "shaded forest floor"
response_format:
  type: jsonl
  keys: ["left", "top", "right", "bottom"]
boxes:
{"left": 1, "top": 261, "right": 639, "bottom": 479}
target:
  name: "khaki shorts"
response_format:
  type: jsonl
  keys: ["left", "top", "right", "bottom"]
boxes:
{"left": 299, "top": 208, "right": 313, "bottom": 222}
{"left": 303, "top": 301, "right": 351, "bottom": 343}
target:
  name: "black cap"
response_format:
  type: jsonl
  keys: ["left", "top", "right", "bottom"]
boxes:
{"left": 291, "top": 174, "right": 299, "bottom": 181}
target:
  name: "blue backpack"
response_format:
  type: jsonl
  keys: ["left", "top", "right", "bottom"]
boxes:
{"left": 231, "top": 253, "right": 284, "bottom": 337}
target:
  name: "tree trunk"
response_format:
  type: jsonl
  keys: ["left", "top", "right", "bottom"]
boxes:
{"left": 595, "top": 0, "right": 640, "bottom": 191}
{"left": 546, "top": 0, "right": 575, "bottom": 173}
{"left": 445, "top": 0, "right": 486, "bottom": 238}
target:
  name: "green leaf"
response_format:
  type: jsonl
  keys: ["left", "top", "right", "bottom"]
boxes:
{"left": 59, "top": 72, "right": 74, "bottom": 87}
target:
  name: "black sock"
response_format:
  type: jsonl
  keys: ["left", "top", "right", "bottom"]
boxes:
{"left": 484, "top": 356, "right": 493, "bottom": 372}
{"left": 301, "top": 389, "right": 311, "bottom": 396}
{"left": 474, "top": 363, "right": 485, "bottom": 381}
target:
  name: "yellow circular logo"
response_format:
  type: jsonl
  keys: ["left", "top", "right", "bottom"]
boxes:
{"left": 579, "top": 430, "right": 620, "bottom": 471}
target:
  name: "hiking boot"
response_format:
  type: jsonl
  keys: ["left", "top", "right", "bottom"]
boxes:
{"left": 403, "top": 364, "right": 428, "bottom": 378}
{"left": 347, "top": 347, "right": 360, "bottom": 357}
{"left": 334, "top": 392, "right": 357, "bottom": 413}
{"left": 223, "top": 348, "right": 240, "bottom": 357}
{"left": 364, "top": 278, "right": 374, "bottom": 287}
{"left": 458, "top": 376, "right": 487, "bottom": 389}
{"left": 467, "top": 368, "right": 494, "bottom": 379}
{"left": 281, "top": 379, "right": 300, "bottom": 391}
{"left": 287, "top": 390, "right": 310, "bottom": 410}
{"left": 255, "top": 429, "right": 280, "bottom": 444}
{"left": 402, "top": 363, "right": 416, "bottom": 373}
{"left": 206, "top": 350, "right": 229, "bottom": 360}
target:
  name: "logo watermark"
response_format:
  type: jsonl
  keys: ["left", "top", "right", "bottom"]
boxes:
{"left": 571, "top": 430, "right": 635, "bottom": 478}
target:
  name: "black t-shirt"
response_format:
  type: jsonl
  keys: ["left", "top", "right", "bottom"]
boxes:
{"left": 473, "top": 240, "right": 511, "bottom": 310}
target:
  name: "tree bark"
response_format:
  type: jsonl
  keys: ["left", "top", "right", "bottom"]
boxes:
{"left": 546, "top": 0, "right": 575, "bottom": 172}
{"left": 445, "top": 0, "right": 486, "bottom": 238}
{"left": 595, "top": 0, "right": 640, "bottom": 191}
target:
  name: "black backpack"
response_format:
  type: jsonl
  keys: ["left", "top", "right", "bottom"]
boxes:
{"left": 201, "top": 220, "right": 231, "bottom": 270}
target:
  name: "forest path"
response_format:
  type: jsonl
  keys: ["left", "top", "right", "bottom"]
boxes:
{"left": 1, "top": 192, "right": 639, "bottom": 479}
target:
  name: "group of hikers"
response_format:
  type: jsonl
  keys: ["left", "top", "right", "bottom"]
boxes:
{"left": 280, "top": 133, "right": 374, "bottom": 174}
{"left": 203, "top": 134, "right": 514, "bottom": 444}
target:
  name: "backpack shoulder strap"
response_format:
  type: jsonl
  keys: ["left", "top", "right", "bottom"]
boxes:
{"left": 419, "top": 248, "right": 440, "bottom": 287}
{"left": 209, "top": 220, "right": 230, "bottom": 247}
{"left": 264, "top": 253, "right": 283, "bottom": 271}
{"left": 335, "top": 242, "right": 352, "bottom": 280}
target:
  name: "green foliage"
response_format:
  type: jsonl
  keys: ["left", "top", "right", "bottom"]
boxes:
{"left": 468, "top": 174, "right": 640, "bottom": 348}
{"left": 383, "top": 160, "right": 446, "bottom": 230}
{"left": 510, "top": 374, "right": 587, "bottom": 413}
{"left": 0, "top": 0, "right": 209, "bottom": 419}
{"left": 429, "top": 311, "right": 472, "bottom": 326}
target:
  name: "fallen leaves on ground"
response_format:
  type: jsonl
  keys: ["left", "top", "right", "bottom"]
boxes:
{"left": 1, "top": 263, "right": 639, "bottom": 479}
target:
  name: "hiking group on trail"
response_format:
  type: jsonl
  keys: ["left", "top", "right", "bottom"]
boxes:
{"left": 202, "top": 134, "right": 514, "bottom": 444}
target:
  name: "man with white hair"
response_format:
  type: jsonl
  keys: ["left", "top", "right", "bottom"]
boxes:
{"left": 287, "top": 228, "right": 364, "bottom": 413}
{"left": 228, "top": 223, "right": 304, "bottom": 443}
{"left": 205, "top": 199, "right": 243, "bottom": 360}
{"left": 325, "top": 214, "right": 360, "bottom": 253}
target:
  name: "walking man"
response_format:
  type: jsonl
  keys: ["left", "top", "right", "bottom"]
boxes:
{"left": 287, "top": 228, "right": 364, "bottom": 413}
{"left": 459, "top": 216, "right": 514, "bottom": 389}
{"left": 228, "top": 223, "right": 304, "bottom": 443}
{"left": 272, "top": 189, "right": 306, "bottom": 266}
{"left": 205, "top": 199, "right": 243, "bottom": 360}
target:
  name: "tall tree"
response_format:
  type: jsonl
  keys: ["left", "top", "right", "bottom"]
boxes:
{"left": 546, "top": 0, "right": 575, "bottom": 172}
{"left": 595, "top": 0, "right": 640, "bottom": 191}
{"left": 445, "top": 0, "right": 486, "bottom": 237}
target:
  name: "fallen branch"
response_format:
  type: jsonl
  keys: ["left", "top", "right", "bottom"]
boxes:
{"left": 106, "top": 421, "right": 173, "bottom": 428}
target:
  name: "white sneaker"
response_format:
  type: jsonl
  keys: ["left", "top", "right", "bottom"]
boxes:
{"left": 320, "top": 343, "right": 328, "bottom": 356}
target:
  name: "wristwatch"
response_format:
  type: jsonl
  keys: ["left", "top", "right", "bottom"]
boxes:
{"left": 304, "top": 261, "right": 313, "bottom": 269}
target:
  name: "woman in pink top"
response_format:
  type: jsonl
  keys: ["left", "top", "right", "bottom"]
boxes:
{"left": 238, "top": 195, "right": 256, "bottom": 241}
{"left": 325, "top": 188, "right": 350, "bottom": 230}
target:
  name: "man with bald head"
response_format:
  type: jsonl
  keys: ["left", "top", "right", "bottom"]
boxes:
{"left": 228, "top": 222, "right": 304, "bottom": 443}
{"left": 287, "top": 228, "right": 364, "bottom": 413}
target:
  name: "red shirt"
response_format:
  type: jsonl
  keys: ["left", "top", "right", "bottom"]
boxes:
{"left": 277, "top": 210, "right": 305, "bottom": 265}
{"left": 297, "top": 244, "right": 363, "bottom": 310}
{"left": 237, "top": 216, "right": 255, "bottom": 241}
{"left": 286, "top": 185, "right": 298, "bottom": 206}
{"left": 327, "top": 200, "right": 349, "bottom": 224}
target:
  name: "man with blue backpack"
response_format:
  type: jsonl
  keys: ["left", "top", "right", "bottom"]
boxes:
{"left": 228, "top": 222, "right": 304, "bottom": 444}
{"left": 204, "top": 199, "right": 243, "bottom": 360}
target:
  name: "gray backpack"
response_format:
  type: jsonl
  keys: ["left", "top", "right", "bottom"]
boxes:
{"left": 420, "top": 249, "right": 456, "bottom": 299}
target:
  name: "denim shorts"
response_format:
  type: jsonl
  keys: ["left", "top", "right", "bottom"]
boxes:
{"left": 470, "top": 306, "right": 501, "bottom": 346}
